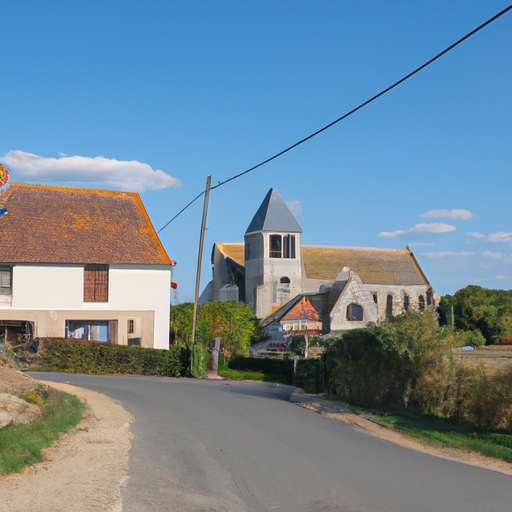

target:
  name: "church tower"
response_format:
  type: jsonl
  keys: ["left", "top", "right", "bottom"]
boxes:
{"left": 244, "top": 189, "right": 303, "bottom": 319}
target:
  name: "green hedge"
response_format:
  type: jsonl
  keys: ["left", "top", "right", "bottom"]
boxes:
{"left": 41, "top": 340, "right": 185, "bottom": 377}
{"left": 228, "top": 356, "right": 291, "bottom": 376}
{"left": 295, "top": 359, "right": 325, "bottom": 394}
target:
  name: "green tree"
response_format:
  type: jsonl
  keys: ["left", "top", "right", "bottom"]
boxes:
{"left": 440, "top": 286, "right": 512, "bottom": 344}
{"left": 197, "top": 301, "right": 255, "bottom": 357}
{"left": 170, "top": 301, "right": 256, "bottom": 357}
{"left": 169, "top": 302, "right": 194, "bottom": 344}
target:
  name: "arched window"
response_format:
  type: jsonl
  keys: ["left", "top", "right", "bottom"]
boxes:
{"left": 426, "top": 289, "right": 433, "bottom": 306}
{"left": 418, "top": 295, "right": 425, "bottom": 310}
{"left": 280, "top": 277, "right": 290, "bottom": 284}
{"left": 404, "top": 294, "right": 410, "bottom": 311}
{"left": 386, "top": 295, "right": 393, "bottom": 318}
{"left": 347, "top": 303, "right": 363, "bottom": 321}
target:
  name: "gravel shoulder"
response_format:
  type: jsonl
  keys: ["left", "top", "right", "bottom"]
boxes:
{"left": 0, "top": 375, "right": 133, "bottom": 512}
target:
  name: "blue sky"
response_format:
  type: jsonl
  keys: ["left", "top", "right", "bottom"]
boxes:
{"left": 1, "top": 1, "right": 511, "bottom": 302}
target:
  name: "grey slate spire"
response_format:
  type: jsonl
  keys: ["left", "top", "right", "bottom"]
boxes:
{"left": 245, "top": 188, "right": 302, "bottom": 234}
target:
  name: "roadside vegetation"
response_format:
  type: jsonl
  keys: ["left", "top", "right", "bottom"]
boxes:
{"left": 217, "top": 354, "right": 291, "bottom": 384}
{"left": 350, "top": 406, "right": 512, "bottom": 463}
{"left": 0, "top": 385, "right": 84, "bottom": 475}
{"left": 292, "top": 306, "right": 512, "bottom": 462}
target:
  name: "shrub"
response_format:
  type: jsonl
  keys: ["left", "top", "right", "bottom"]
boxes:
{"left": 228, "top": 356, "right": 290, "bottom": 376}
{"left": 295, "top": 359, "right": 324, "bottom": 394}
{"left": 40, "top": 340, "right": 184, "bottom": 377}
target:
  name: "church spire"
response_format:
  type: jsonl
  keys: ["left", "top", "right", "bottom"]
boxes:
{"left": 245, "top": 188, "right": 302, "bottom": 234}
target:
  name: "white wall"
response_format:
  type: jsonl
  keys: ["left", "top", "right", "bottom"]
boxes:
{"left": 109, "top": 266, "right": 171, "bottom": 350}
{"left": 12, "top": 265, "right": 83, "bottom": 309}
{"left": 1, "top": 264, "right": 171, "bottom": 349}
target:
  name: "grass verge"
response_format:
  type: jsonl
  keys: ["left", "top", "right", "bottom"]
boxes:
{"left": 0, "top": 387, "right": 84, "bottom": 476}
{"left": 350, "top": 405, "right": 512, "bottom": 463}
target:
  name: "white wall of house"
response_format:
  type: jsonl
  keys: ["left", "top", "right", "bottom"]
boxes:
{"left": 0, "top": 263, "right": 171, "bottom": 349}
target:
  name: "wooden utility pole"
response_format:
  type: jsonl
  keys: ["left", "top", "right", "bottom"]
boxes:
{"left": 192, "top": 176, "right": 212, "bottom": 344}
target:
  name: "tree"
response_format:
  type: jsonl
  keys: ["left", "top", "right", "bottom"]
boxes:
{"left": 169, "top": 302, "right": 194, "bottom": 344}
{"left": 440, "top": 286, "right": 512, "bottom": 344}
{"left": 169, "top": 301, "right": 256, "bottom": 357}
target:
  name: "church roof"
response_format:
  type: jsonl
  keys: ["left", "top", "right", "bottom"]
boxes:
{"left": 245, "top": 188, "right": 302, "bottom": 234}
{"left": 301, "top": 246, "right": 428, "bottom": 286}
{"left": 0, "top": 183, "right": 173, "bottom": 265}
{"left": 215, "top": 243, "right": 245, "bottom": 267}
{"left": 214, "top": 242, "right": 429, "bottom": 287}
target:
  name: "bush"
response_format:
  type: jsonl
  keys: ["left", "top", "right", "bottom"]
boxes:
{"left": 228, "top": 356, "right": 290, "bottom": 376}
{"left": 295, "top": 359, "right": 324, "bottom": 394}
{"left": 190, "top": 344, "right": 208, "bottom": 378}
{"left": 455, "top": 330, "right": 486, "bottom": 347}
{"left": 40, "top": 340, "right": 184, "bottom": 377}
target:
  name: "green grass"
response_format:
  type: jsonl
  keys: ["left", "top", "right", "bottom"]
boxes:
{"left": 350, "top": 405, "right": 512, "bottom": 462}
{"left": 0, "top": 388, "right": 84, "bottom": 476}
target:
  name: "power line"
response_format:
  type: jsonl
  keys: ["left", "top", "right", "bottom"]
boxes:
{"left": 157, "top": 190, "right": 204, "bottom": 233}
{"left": 159, "top": 4, "right": 512, "bottom": 232}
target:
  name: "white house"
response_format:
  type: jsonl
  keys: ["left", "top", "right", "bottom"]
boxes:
{"left": 200, "top": 188, "right": 439, "bottom": 341}
{"left": 0, "top": 183, "right": 174, "bottom": 349}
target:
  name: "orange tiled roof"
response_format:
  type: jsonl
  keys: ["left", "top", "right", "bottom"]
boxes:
{"left": 0, "top": 183, "right": 172, "bottom": 265}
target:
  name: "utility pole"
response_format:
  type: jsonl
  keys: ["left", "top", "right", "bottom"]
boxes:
{"left": 191, "top": 176, "right": 211, "bottom": 345}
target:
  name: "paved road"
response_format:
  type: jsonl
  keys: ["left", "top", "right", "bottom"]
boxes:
{"left": 33, "top": 373, "right": 512, "bottom": 512}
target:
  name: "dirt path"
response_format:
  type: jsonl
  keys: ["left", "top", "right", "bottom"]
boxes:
{"left": 290, "top": 392, "right": 512, "bottom": 476}
{"left": 0, "top": 381, "right": 133, "bottom": 512}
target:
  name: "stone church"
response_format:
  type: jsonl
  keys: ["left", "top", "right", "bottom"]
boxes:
{"left": 200, "top": 188, "right": 438, "bottom": 340}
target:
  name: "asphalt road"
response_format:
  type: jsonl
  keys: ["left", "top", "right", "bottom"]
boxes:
{"left": 32, "top": 373, "right": 512, "bottom": 512}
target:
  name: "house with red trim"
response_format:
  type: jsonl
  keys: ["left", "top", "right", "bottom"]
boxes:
{"left": 0, "top": 183, "right": 175, "bottom": 349}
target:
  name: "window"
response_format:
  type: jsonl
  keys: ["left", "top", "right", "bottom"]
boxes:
{"left": 280, "top": 277, "right": 290, "bottom": 284}
{"left": 269, "top": 235, "right": 282, "bottom": 258}
{"left": 0, "top": 267, "right": 12, "bottom": 295}
{"left": 66, "top": 320, "right": 110, "bottom": 342}
{"left": 283, "top": 235, "right": 296, "bottom": 258}
{"left": 372, "top": 293, "right": 378, "bottom": 304}
{"left": 128, "top": 319, "right": 135, "bottom": 334}
{"left": 404, "top": 294, "right": 410, "bottom": 311}
{"left": 269, "top": 234, "right": 296, "bottom": 259}
{"left": 347, "top": 303, "right": 363, "bottom": 321}
{"left": 418, "top": 295, "right": 425, "bottom": 310}
{"left": 386, "top": 294, "right": 393, "bottom": 319}
{"left": 426, "top": 289, "right": 433, "bottom": 306}
{"left": 84, "top": 265, "right": 109, "bottom": 302}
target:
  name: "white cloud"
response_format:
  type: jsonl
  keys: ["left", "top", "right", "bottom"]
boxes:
{"left": 285, "top": 199, "right": 302, "bottom": 216}
{"left": 407, "top": 242, "right": 435, "bottom": 247}
{"left": 379, "top": 223, "right": 455, "bottom": 238}
{"left": 1, "top": 150, "right": 182, "bottom": 192}
{"left": 497, "top": 275, "right": 512, "bottom": 280}
{"left": 422, "top": 251, "right": 475, "bottom": 258}
{"left": 481, "top": 251, "right": 506, "bottom": 259}
{"left": 466, "top": 231, "right": 512, "bottom": 244}
{"left": 420, "top": 209, "right": 474, "bottom": 220}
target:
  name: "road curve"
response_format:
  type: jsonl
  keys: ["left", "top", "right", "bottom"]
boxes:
{"left": 32, "top": 373, "right": 512, "bottom": 512}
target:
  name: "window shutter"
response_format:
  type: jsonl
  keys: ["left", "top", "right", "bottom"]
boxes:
{"left": 84, "top": 265, "right": 109, "bottom": 302}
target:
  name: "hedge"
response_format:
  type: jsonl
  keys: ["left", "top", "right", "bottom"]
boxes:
{"left": 228, "top": 356, "right": 291, "bottom": 376}
{"left": 41, "top": 339, "right": 185, "bottom": 377}
{"left": 295, "top": 359, "right": 324, "bottom": 394}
